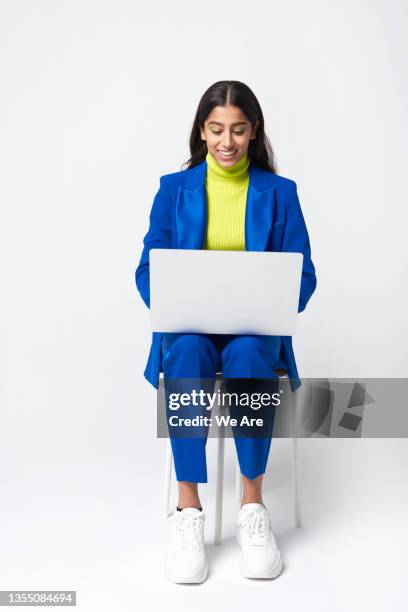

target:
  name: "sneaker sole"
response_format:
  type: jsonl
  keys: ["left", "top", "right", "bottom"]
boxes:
{"left": 237, "top": 533, "right": 283, "bottom": 579}
{"left": 239, "top": 552, "right": 283, "bottom": 579}
{"left": 165, "top": 558, "right": 208, "bottom": 584}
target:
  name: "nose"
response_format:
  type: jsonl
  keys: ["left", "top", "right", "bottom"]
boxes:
{"left": 222, "top": 130, "right": 234, "bottom": 148}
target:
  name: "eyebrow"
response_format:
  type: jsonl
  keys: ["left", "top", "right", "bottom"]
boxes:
{"left": 207, "top": 121, "right": 248, "bottom": 126}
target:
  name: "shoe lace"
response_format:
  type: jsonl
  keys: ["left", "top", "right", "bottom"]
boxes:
{"left": 240, "top": 509, "right": 268, "bottom": 544}
{"left": 177, "top": 514, "right": 204, "bottom": 551}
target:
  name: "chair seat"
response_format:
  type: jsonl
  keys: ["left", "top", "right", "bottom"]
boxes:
{"left": 160, "top": 368, "right": 287, "bottom": 378}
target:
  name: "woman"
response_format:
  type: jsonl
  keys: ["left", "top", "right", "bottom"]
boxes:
{"left": 135, "top": 80, "right": 317, "bottom": 583}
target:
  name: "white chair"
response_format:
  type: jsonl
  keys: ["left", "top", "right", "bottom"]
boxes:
{"left": 162, "top": 372, "right": 302, "bottom": 544}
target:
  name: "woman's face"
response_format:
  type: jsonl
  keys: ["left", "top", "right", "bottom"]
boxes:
{"left": 200, "top": 104, "right": 259, "bottom": 168}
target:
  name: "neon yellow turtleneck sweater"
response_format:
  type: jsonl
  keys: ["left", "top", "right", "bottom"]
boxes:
{"left": 204, "top": 150, "right": 249, "bottom": 251}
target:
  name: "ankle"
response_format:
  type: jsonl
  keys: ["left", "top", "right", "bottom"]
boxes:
{"left": 177, "top": 505, "right": 203, "bottom": 512}
{"left": 177, "top": 501, "right": 202, "bottom": 510}
{"left": 241, "top": 498, "right": 264, "bottom": 507}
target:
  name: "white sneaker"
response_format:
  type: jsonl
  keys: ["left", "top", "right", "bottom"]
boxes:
{"left": 164, "top": 508, "right": 208, "bottom": 584}
{"left": 237, "top": 502, "right": 283, "bottom": 579}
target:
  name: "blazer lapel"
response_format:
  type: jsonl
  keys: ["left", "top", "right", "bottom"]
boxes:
{"left": 175, "top": 161, "right": 207, "bottom": 248}
{"left": 245, "top": 164, "right": 277, "bottom": 251}
{"left": 175, "top": 159, "right": 277, "bottom": 251}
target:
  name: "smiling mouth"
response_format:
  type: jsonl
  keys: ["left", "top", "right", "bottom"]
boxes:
{"left": 218, "top": 149, "right": 237, "bottom": 158}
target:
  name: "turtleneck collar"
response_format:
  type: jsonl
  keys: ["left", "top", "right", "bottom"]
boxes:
{"left": 206, "top": 150, "right": 250, "bottom": 181}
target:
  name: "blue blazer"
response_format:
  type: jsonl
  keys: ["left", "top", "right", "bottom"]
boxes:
{"left": 135, "top": 158, "right": 317, "bottom": 391}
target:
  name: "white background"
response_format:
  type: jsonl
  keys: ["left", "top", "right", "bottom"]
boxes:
{"left": 0, "top": 1, "right": 407, "bottom": 609}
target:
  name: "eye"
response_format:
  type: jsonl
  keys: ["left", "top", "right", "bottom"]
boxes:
{"left": 210, "top": 129, "right": 245, "bottom": 135}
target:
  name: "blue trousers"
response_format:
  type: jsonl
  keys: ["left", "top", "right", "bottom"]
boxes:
{"left": 162, "top": 333, "right": 281, "bottom": 483}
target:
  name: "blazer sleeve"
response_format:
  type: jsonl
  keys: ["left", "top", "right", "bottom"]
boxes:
{"left": 135, "top": 176, "right": 172, "bottom": 308}
{"left": 282, "top": 181, "right": 317, "bottom": 313}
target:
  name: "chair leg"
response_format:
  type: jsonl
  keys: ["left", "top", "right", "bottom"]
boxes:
{"left": 164, "top": 438, "right": 173, "bottom": 517}
{"left": 235, "top": 461, "right": 242, "bottom": 508}
{"left": 214, "top": 410, "right": 226, "bottom": 545}
{"left": 290, "top": 389, "right": 302, "bottom": 527}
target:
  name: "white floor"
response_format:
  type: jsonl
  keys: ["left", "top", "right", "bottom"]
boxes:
{"left": 1, "top": 437, "right": 407, "bottom": 611}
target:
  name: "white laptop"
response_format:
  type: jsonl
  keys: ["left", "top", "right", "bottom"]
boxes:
{"left": 149, "top": 249, "right": 303, "bottom": 336}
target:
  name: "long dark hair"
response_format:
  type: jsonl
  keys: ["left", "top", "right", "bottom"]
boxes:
{"left": 182, "top": 80, "right": 277, "bottom": 174}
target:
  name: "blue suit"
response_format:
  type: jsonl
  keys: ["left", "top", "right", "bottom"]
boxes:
{"left": 135, "top": 159, "right": 317, "bottom": 482}
{"left": 135, "top": 158, "right": 317, "bottom": 393}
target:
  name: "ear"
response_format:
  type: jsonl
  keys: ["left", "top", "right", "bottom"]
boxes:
{"left": 200, "top": 127, "right": 206, "bottom": 140}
